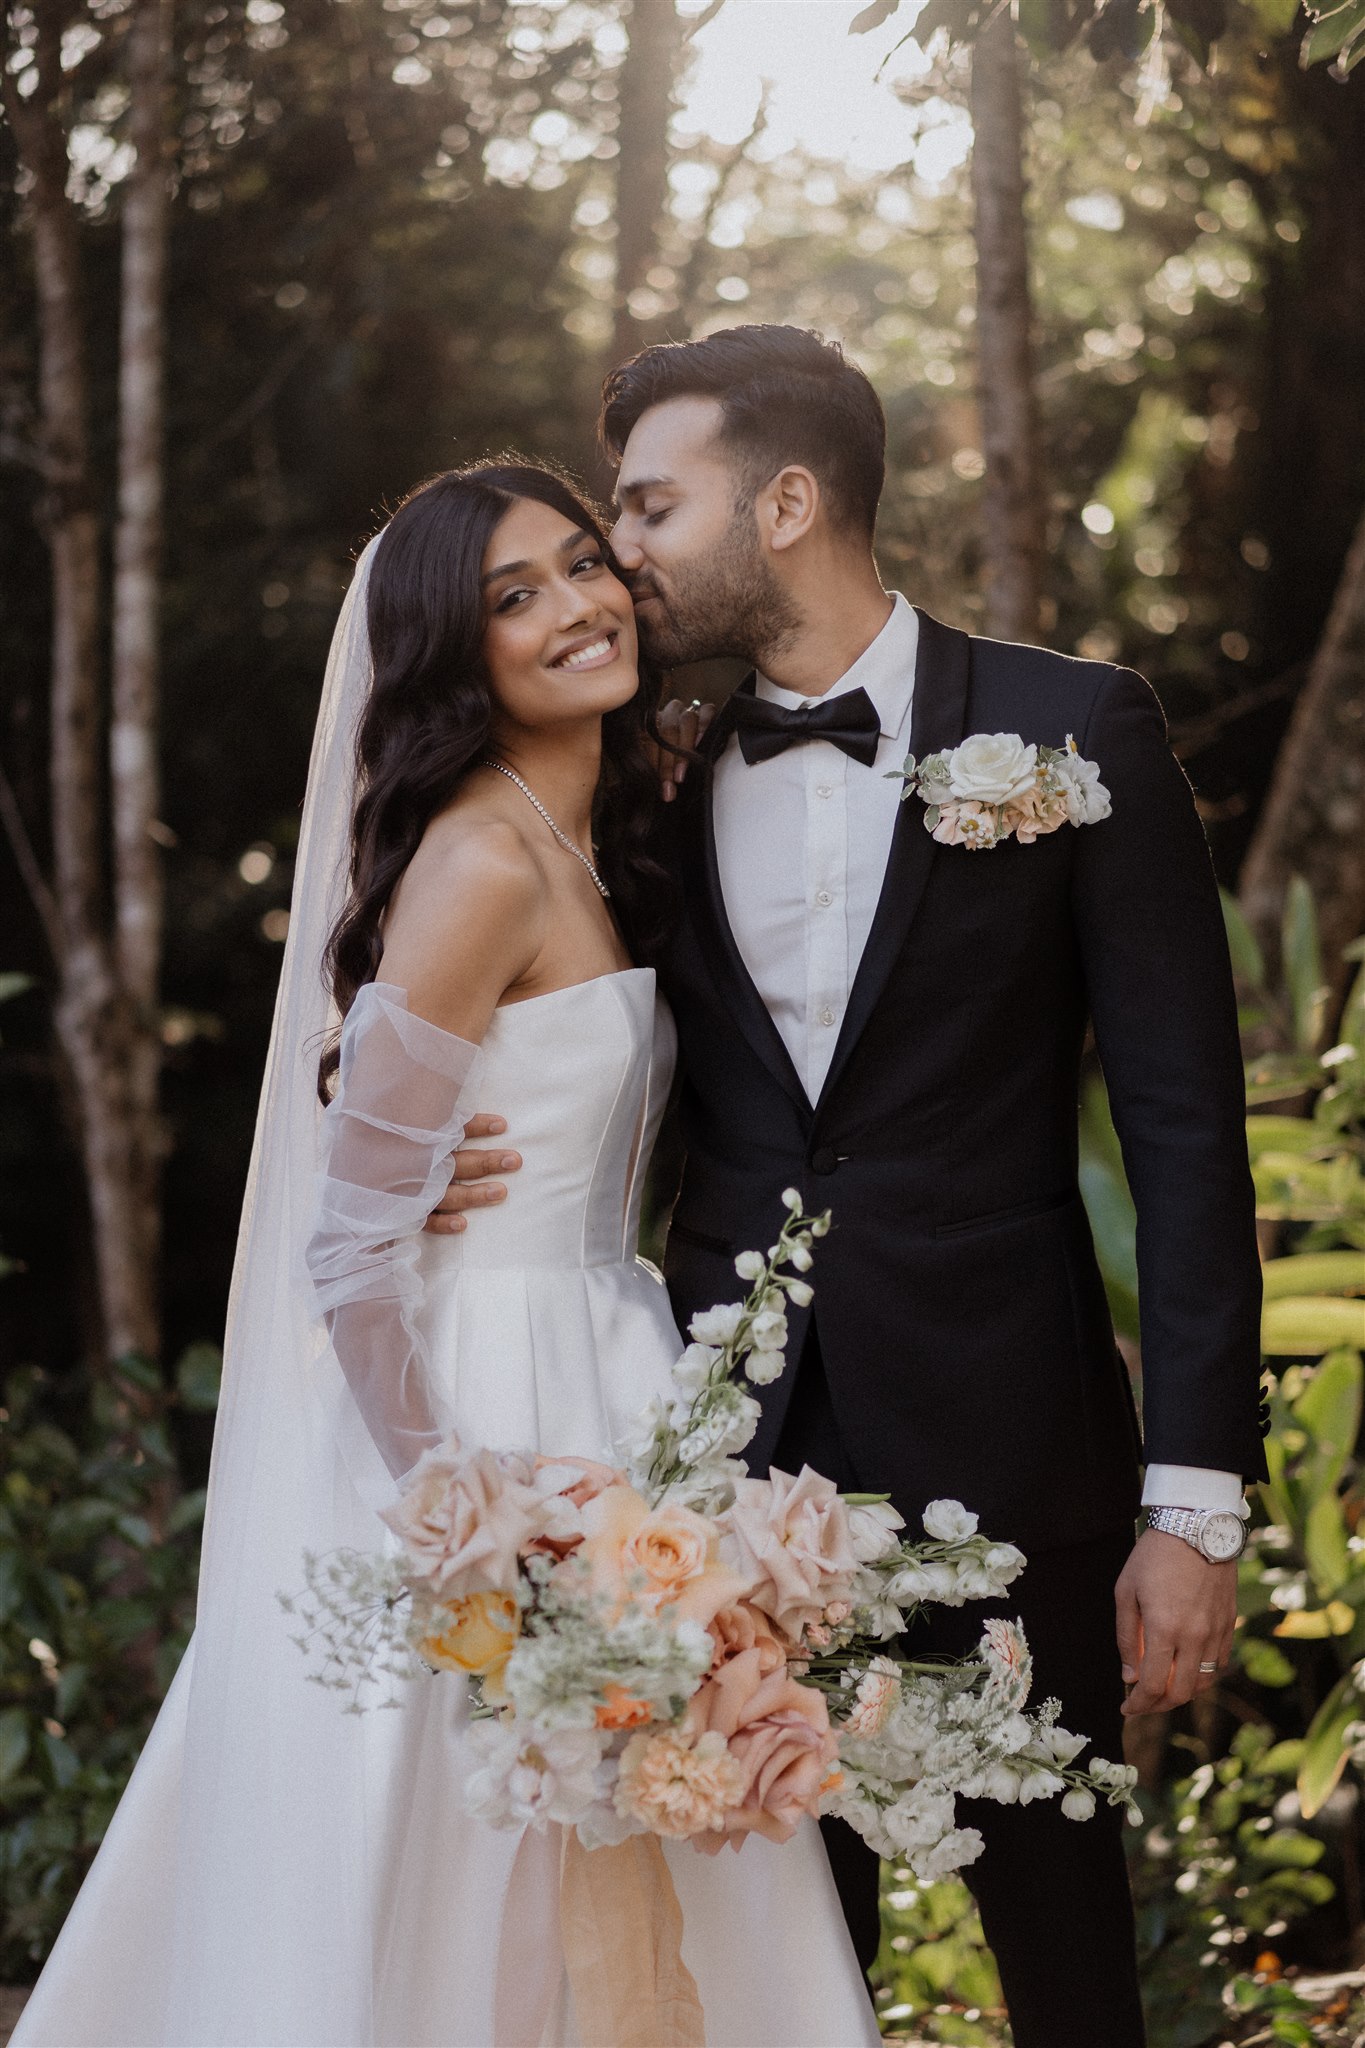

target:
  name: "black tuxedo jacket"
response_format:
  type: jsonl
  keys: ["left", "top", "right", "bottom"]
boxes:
{"left": 658, "top": 611, "right": 1268, "bottom": 1554}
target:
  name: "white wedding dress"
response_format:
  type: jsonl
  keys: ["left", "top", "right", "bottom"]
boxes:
{"left": 14, "top": 966, "right": 880, "bottom": 2048}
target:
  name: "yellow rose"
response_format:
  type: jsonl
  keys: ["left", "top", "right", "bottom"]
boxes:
{"left": 417, "top": 1590, "right": 521, "bottom": 1696}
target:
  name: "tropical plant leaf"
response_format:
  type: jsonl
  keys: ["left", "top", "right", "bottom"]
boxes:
{"left": 1262, "top": 1297, "right": 1365, "bottom": 1353}
{"left": 1261, "top": 1252, "right": 1365, "bottom": 1298}
{"left": 175, "top": 1342, "right": 223, "bottom": 1414}
{"left": 1300, "top": 0, "right": 1365, "bottom": 60}
{"left": 1298, "top": 1670, "right": 1363, "bottom": 1817}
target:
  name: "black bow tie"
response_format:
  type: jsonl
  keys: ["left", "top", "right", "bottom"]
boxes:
{"left": 728, "top": 685, "right": 882, "bottom": 767}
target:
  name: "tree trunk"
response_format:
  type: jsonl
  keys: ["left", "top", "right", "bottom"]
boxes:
{"left": 968, "top": 6, "right": 1045, "bottom": 643}
{"left": 1239, "top": 502, "right": 1365, "bottom": 988}
{"left": 3, "top": 1, "right": 161, "bottom": 1369}
{"left": 111, "top": 0, "right": 174, "bottom": 1331}
{"left": 610, "top": 0, "right": 681, "bottom": 370}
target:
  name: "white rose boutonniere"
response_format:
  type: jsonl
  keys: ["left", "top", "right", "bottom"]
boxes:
{"left": 887, "top": 732, "right": 1111, "bottom": 851}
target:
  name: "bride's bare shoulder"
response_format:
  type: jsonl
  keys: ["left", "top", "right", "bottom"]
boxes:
{"left": 378, "top": 808, "right": 547, "bottom": 1034}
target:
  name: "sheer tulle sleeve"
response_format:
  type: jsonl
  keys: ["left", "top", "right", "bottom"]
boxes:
{"left": 303, "top": 981, "right": 483, "bottom": 1482}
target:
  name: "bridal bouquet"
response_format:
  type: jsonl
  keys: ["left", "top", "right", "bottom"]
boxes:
{"left": 284, "top": 1193, "right": 1137, "bottom": 1881}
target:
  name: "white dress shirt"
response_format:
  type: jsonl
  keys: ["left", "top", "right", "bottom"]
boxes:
{"left": 710, "top": 591, "right": 1242, "bottom": 1520}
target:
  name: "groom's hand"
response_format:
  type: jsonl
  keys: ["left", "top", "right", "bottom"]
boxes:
{"left": 653, "top": 697, "right": 715, "bottom": 801}
{"left": 423, "top": 1114, "right": 521, "bottom": 1234}
{"left": 1115, "top": 1529, "right": 1237, "bottom": 1717}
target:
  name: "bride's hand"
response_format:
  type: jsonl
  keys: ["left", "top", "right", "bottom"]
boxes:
{"left": 652, "top": 697, "right": 715, "bottom": 802}
{"left": 424, "top": 1114, "right": 521, "bottom": 1234}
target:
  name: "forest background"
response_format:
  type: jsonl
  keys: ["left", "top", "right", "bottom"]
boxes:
{"left": 2, "top": 0, "right": 1365, "bottom": 2036}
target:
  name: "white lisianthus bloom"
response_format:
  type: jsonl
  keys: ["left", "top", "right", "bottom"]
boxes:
{"left": 847, "top": 1501, "right": 906, "bottom": 1562}
{"left": 464, "top": 1720, "right": 606, "bottom": 1829}
{"left": 945, "top": 732, "right": 1039, "bottom": 807}
{"left": 734, "top": 1250, "right": 765, "bottom": 1281}
{"left": 1061, "top": 1788, "right": 1096, "bottom": 1822}
{"left": 1054, "top": 737, "right": 1112, "bottom": 826}
{"left": 922, "top": 1500, "right": 980, "bottom": 1543}
{"left": 688, "top": 1302, "right": 745, "bottom": 1347}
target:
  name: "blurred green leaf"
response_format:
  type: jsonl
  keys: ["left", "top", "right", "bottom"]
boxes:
{"left": 1281, "top": 875, "right": 1328, "bottom": 1053}
{"left": 1298, "top": 1669, "right": 1362, "bottom": 1816}
{"left": 174, "top": 1342, "right": 222, "bottom": 1414}
{"left": 1221, "top": 887, "right": 1267, "bottom": 987}
{"left": 1262, "top": 1297, "right": 1365, "bottom": 1352}
{"left": 1237, "top": 1636, "right": 1296, "bottom": 1686}
{"left": 1273, "top": 1599, "right": 1355, "bottom": 1637}
{"left": 0, "top": 1707, "right": 31, "bottom": 1784}
{"left": 1261, "top": 1251, "right": 1365, "bottom": 1297}
{"left": 1301, "top": 0, "right": 1365, "bottom": 59}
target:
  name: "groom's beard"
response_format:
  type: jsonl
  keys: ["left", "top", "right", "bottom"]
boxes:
{"left": 632, "top": 513, "right": 801, "bottom": 671}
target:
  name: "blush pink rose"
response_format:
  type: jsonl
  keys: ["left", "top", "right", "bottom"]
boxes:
{"left": 720, "top": 1466, "right": 858, "bottom": 1641}
{"left": 706, "top": 1600, "right": 791, "bottom": 1677}
{"left": 528, "top": 1455, "right": 627, "bottom": 1559}
{"left": 684, "top": 1648, "right": 840, "bottom": 1852}
{"left": 380, "top": 1438, "right": 555, "bottom": 1597}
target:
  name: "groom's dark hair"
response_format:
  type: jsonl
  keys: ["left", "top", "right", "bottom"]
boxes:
{"left": 599, "top": 325, "right": 885, "bottom": 539}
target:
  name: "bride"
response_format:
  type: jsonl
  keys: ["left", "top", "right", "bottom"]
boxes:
{"left": 13, "top": 462, "right": 880, "bottom": 2048}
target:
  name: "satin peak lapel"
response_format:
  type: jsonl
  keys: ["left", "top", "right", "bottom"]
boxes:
{"left": 681, "top": 681, "right": 812, "bottom": 1120}
{"left": 814, "top": 609, "right": 972, "bottom": 1115}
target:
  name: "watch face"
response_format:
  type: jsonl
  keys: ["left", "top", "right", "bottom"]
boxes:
{"left": 1200, "top": 1513, "right": 1246, "bottom": 1562}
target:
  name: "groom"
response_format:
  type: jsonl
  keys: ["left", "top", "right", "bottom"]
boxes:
{"left": 437, "top": 325, "right": 1268, "bottom": 2046}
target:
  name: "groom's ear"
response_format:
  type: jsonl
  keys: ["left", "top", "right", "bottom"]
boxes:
{"left": 760, "top": 465, "right": 821, "bottom": 554}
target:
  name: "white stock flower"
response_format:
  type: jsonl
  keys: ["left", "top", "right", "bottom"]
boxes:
{"left": 785, "top": 1279, "right": 814, "bottom": 1308}
{"left": 847, "top": 1501, "right": 906, "bottom": 1563}
{"left": 744, "top": 1348, "right": 786, "bottom": 1387}
{"left": 913, "top": 1828, "right": 984, "bottom": 1881}
{"left": 1033, "top": 1724, "right": 1088, "bottom": 1768}
{"left": 464, "top": 1720, "right": 606, "bottom": 1830}
{"left": 672, "top": 1343, "right": 721, "bottom": 1395}
{"left": 688, "top": 1302, "right": 745, "bottom": 1347}
{"left": 1061, "top": 1788, "right": 1096, "bottom": 1822}
{"left": 1015, "top": 1767, "right": 1066, "bottom": 1805}
{"left": 749, "top": 1308, "right": 788, "bottom": 1352}
{"left": 734, "top": 1251, "right": 765, "bottom": 1281}
{"left": 983, "top": 1542, "right": 1027, "bottom": 1586}
{"left": 945, "top": 733, "right": 1039, "bottom": 807}
{"left": 922, "top": 1500, "right": 980, "bottom": 1543}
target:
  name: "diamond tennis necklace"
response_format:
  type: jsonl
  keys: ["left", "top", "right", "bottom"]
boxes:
{"left": 479, "top": 759, "right": 611, "bottom": 901}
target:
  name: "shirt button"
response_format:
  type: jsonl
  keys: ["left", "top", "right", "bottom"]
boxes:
{"left": 816, "top": 784, "right": 832, "bottom": 799}
{"left": 816, "top": 890, "right": 833, "bottom": 908}
{"left": 818, "top": 1006, "right": 836, "bottom": 1028}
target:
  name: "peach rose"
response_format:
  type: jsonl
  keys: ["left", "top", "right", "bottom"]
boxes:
{"left": 381, "top": 1440, "right": 556, "bottom": 1597}
{"left": 720, "top": 1466, "right": 858, "bottom": 1641}
{"left": 415, "top": 1589, "right": 520, "bottom": 1699}
{"left": 706, "top": 1600, "right": 791, "bottom": 1678}
{"left": 573, "top": 1485, "right": 746, "bottom": 1628}
{"left": 684, "top": 1647, "right": 839, "bottom": 1853}
{"left": 614, "top": 1727, "right": 747, "bottom": 1838}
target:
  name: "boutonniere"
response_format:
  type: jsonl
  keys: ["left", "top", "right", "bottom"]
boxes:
{"left": 885, "top": 732, "right": 1112, "bottom": 851}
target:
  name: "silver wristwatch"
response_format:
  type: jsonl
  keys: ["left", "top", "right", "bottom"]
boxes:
{"left": 1146, "top": 1504, "right": 1248, "bottom": 1563}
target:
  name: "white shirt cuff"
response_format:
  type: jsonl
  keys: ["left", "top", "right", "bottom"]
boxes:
{"left": 1142, "top": 1463, "right": 1248, "bottom": 1516}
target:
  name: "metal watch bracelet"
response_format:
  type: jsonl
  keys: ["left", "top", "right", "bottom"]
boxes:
{"left": 1145, "top": 1504, "right": 1249, "bottom": 1563}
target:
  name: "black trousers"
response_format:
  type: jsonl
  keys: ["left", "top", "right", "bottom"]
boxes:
{"left": 771, "top": 1325, "right": 1147, "bottom": 2048}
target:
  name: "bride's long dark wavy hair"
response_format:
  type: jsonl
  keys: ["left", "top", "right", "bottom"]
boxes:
{"left": 319, "top": 460, "right": 671, "bottom": 1098}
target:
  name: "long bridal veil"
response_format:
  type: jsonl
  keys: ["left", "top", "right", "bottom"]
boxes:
{"left": 18, "top": 535, "right": 448, "bottom": 2047}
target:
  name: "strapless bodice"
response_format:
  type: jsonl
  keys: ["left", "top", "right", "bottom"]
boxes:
{"left": 425, "top": 967, "right": 675, "bottom": 1274}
